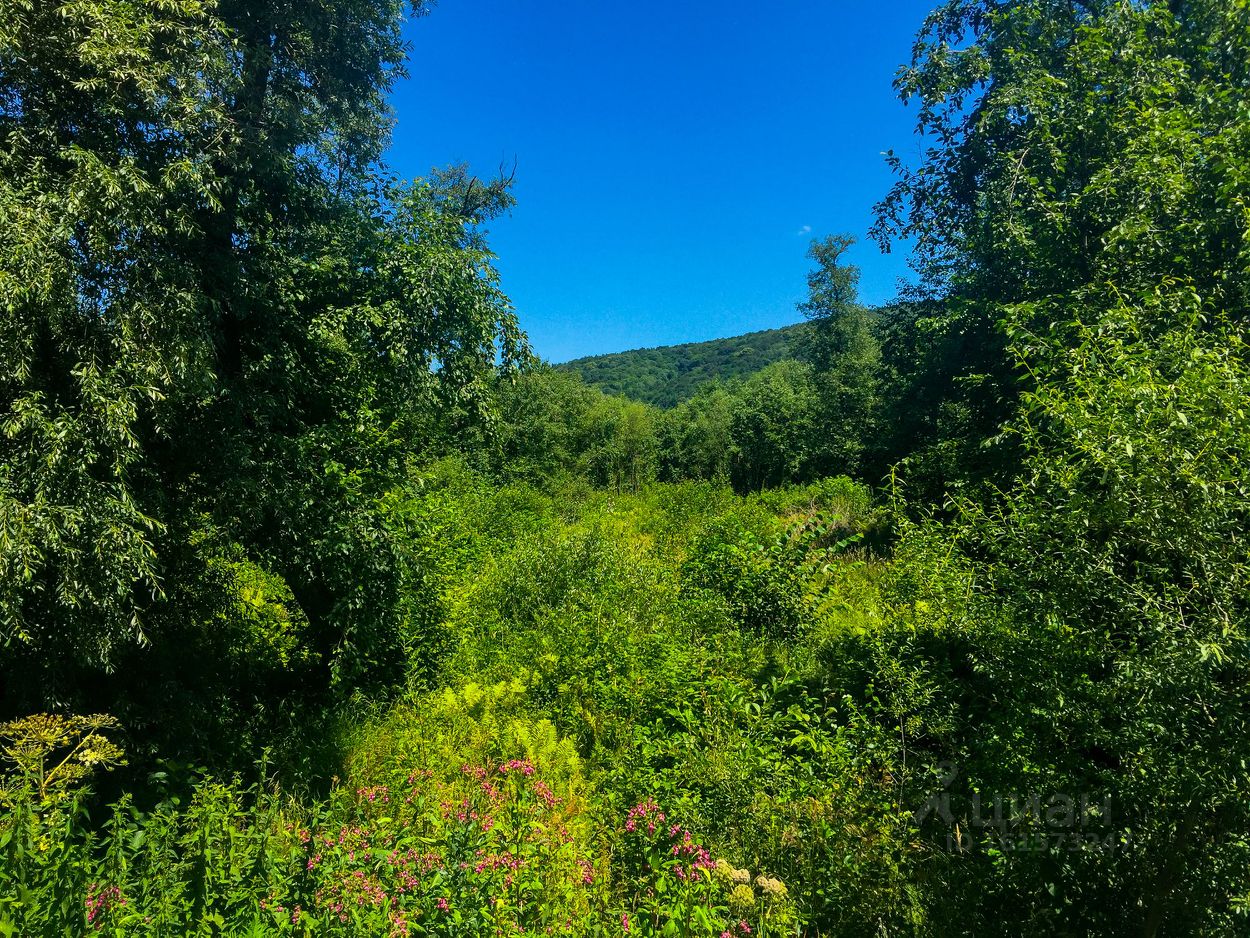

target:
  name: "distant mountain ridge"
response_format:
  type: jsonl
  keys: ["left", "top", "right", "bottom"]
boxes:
{"left": 556, "top": 322, "right": 807, "bottom": 407}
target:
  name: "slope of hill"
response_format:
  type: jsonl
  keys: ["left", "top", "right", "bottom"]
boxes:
{"left": 557, "top": 322, "right": 807, "bottom": 407}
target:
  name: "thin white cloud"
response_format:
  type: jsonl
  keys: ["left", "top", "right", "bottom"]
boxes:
{"left": 797, "top": 225, "right": 812, "bottom": 235}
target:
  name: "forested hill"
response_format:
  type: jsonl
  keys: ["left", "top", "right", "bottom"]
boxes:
{"left": 557, "top": 322, "right": 807, "bottom": 406}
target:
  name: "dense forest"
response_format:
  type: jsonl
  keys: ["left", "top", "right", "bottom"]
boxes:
{"left": 2, "top": 0, "right": 1249, "bottom": 935}
{"left": 557, "top": 324, "right": 806, "bottom": 407}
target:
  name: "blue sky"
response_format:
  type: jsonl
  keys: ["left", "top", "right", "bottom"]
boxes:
{"left": 387, "top": 0, "right": 935, "bottom": 363}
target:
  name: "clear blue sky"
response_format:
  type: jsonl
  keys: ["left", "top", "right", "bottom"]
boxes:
{"left": 387, "top": 0, "right": 934, "bottom": 363}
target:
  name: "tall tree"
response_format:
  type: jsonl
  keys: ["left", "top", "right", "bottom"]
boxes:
{"left": 491, "top": 368, "right": 600, "bottom": 485}
{"left": 1, "top": 0, "right": 231, "bottom": 672}
{"left": 0, "top": 0, "right": 526, "bottom": 754}
{"left": 872, "top": 0, "right": 1250, "bottom": 444}
{"left": 861, "top": 1, "right": 1250, "bottom": 930}
{"left": 794, "top": 235, "right": 882, "bottom": 479}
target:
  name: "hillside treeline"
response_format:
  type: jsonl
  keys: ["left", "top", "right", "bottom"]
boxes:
{"left": 557, "top": 324, "right": 804, "bottom": 408}
{"left": 2, "top": 0, "right": 1249, "bottom": 935}
{"left": 493, "top": 280, "right": 959, "bottom": 498}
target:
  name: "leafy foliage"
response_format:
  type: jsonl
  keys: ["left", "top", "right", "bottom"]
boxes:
{"left": 0, "top": 0, "right": 524, "bottom": 761}
{"left": 5, "top": 0, "right": 1250, "bottom": 934}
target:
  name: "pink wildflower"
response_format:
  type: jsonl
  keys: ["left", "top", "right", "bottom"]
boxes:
{"left": 85, "top": 884, "right": 123, "bottom": 928}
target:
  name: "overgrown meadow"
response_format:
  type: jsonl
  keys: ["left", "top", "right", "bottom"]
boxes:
{"left": 2, "top": 473, "right": 892, "bottom": 935}
{"left": 8, "top": 449, "right": 1250, "bottom": 934}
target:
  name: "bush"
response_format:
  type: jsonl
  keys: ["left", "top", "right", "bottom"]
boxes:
{"left": 1, "top": 707, "right": 800, "bottom": 937}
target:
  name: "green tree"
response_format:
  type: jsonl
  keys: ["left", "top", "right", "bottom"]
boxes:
{"left": 794, "top": 235, "right": 882, "bottom": 479}
{"left": 0, "top": 0, "right": 525, "bottom": 759}
{"left": 1, "top": 0, "right": 231, "bottom": 674}
{"left": 867, "top": 291, "right": 1250, "bottom": 935}
{"left": 871, "top": 0, "right": 1250, "bottom": 494}
{"left": 657, "top": 383, "right": 735, "bottom": 483}
{"left": 875, "top": 0, "right": 1250, "bottom": 315}
{"left": 491, "top": 368, "right": 599, "bottom": 485}
{"left": 727, "top": 361, "right": 818, "bottom": 493}
{"left": 853, "top": 0, "right": 1250, "bottom": 931}
{"left": 581, "top": 397, "right": 658, "bottom": 493}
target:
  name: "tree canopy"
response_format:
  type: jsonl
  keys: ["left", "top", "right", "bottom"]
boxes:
{"left": 1, "top": 0, "right": 524, "bottom": 753}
